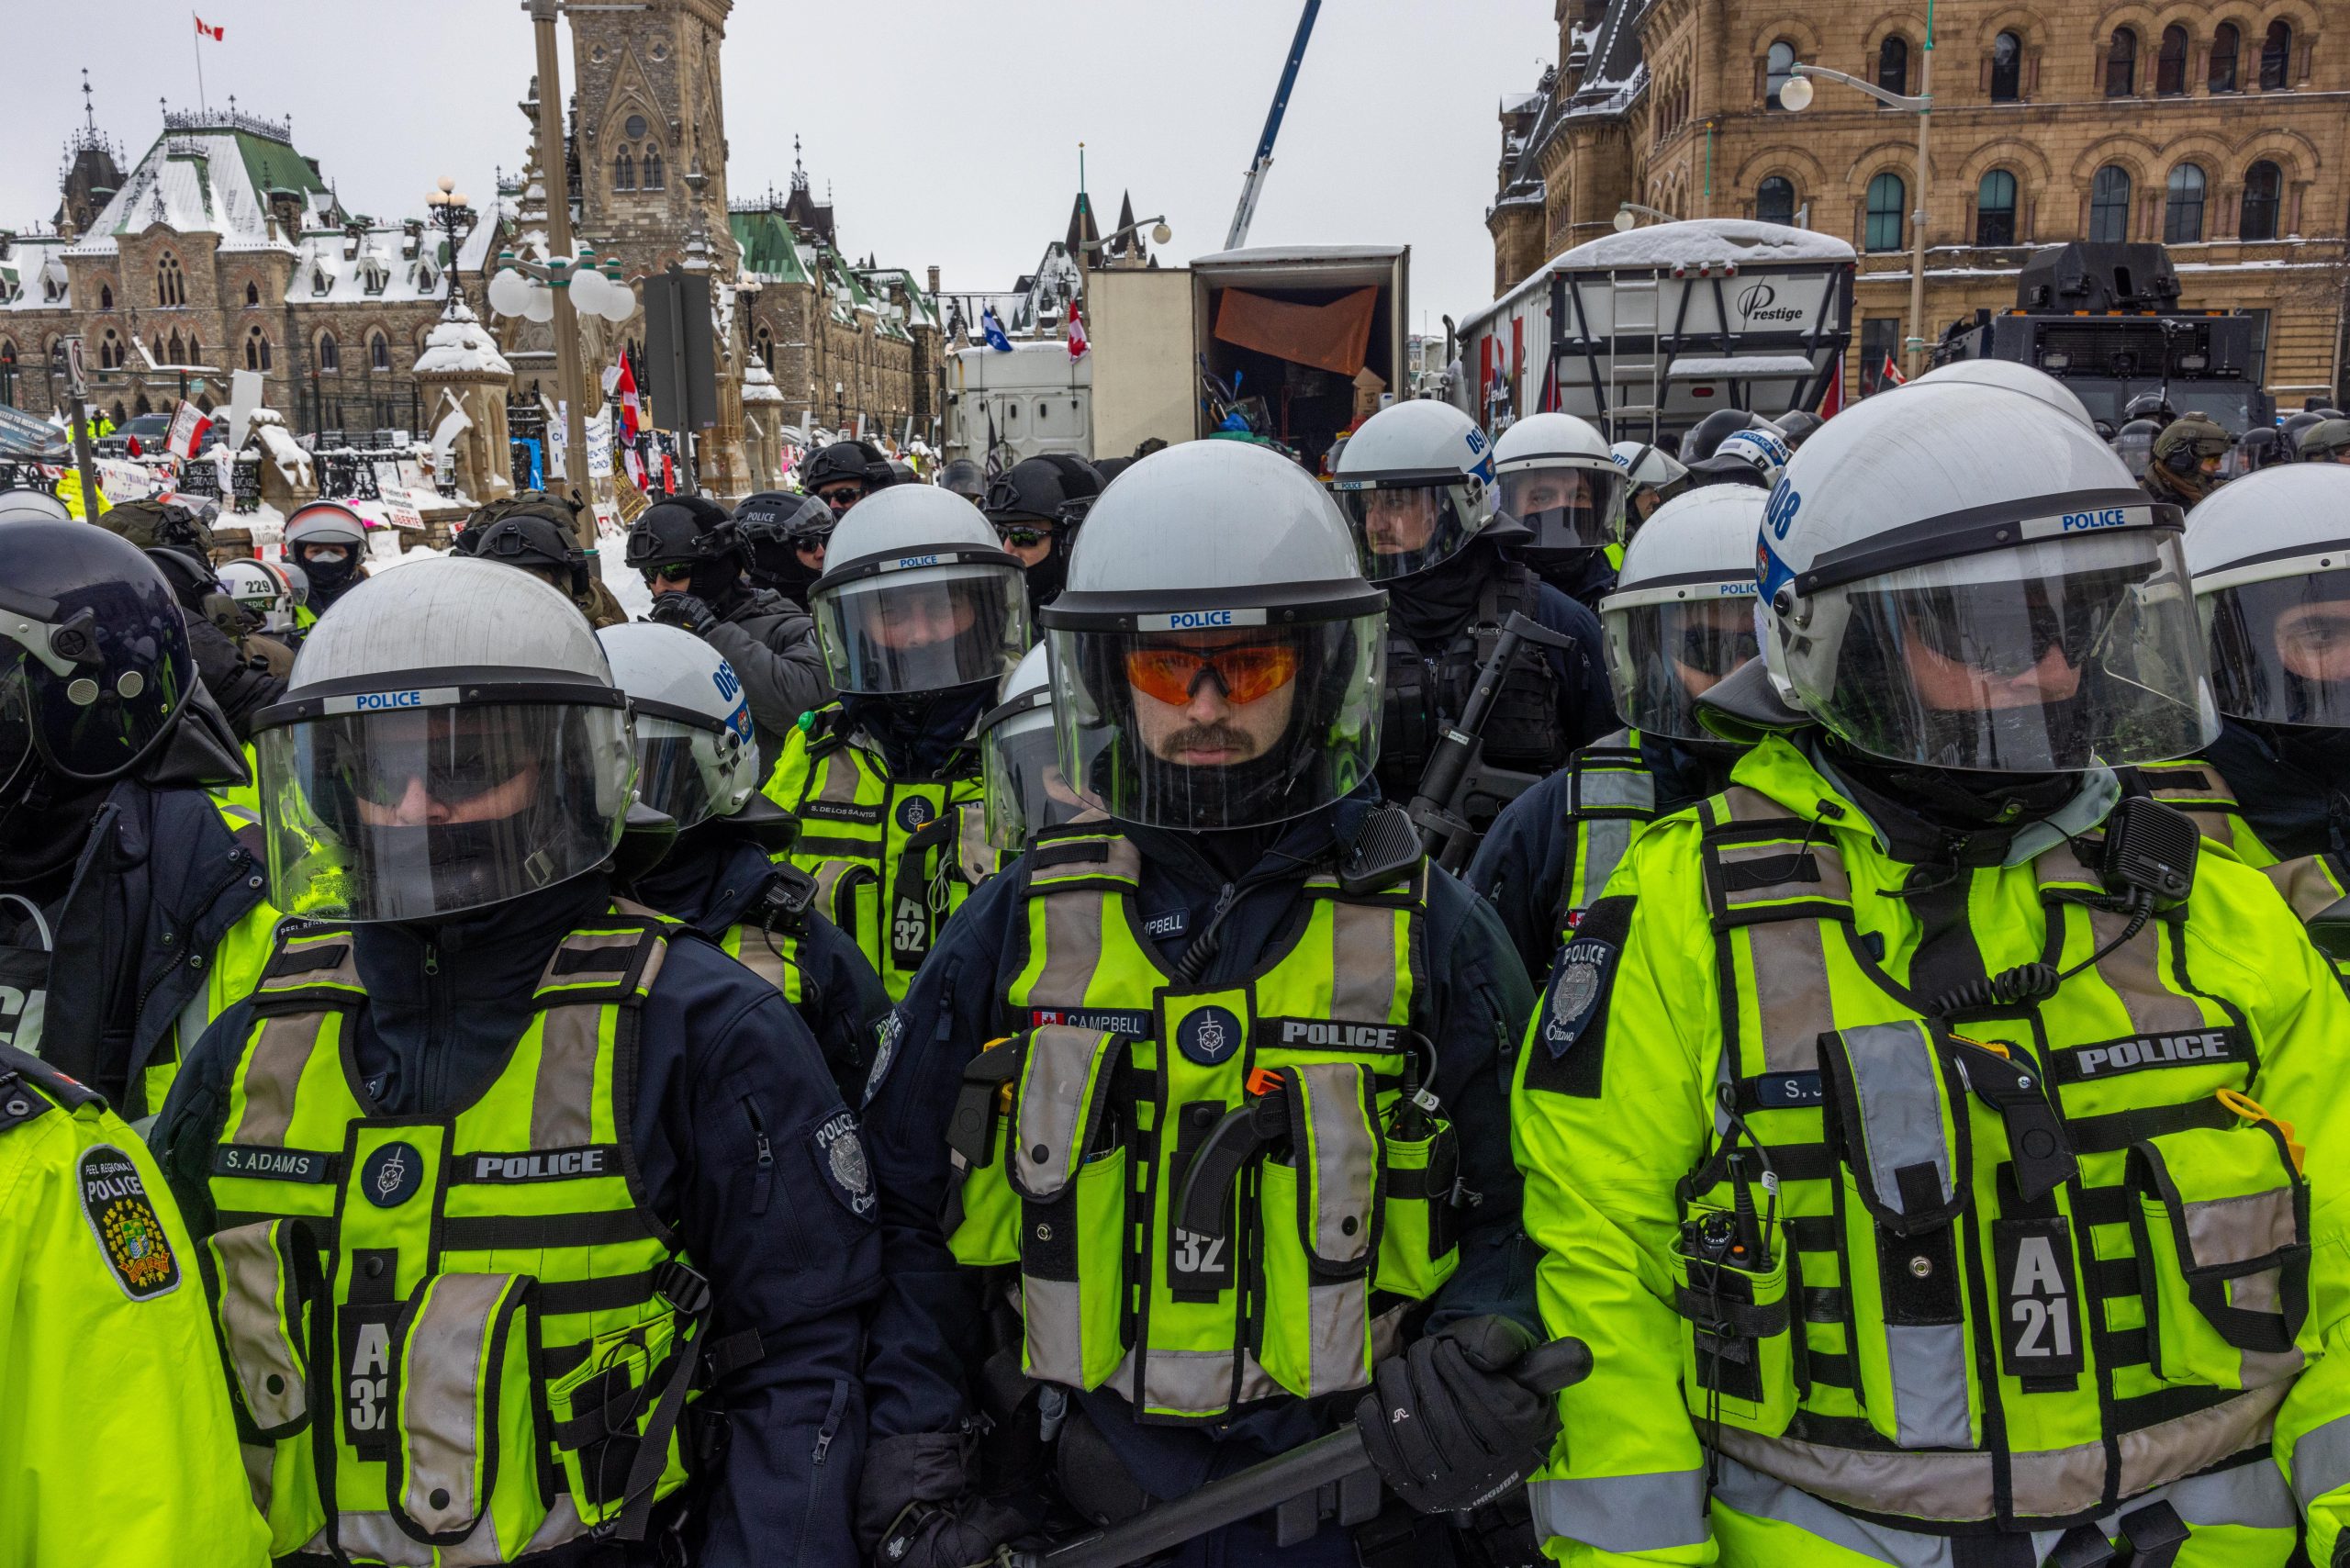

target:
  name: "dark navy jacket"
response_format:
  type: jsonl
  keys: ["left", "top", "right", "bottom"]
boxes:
{"left": 858, "top": 793, "right": 1539, "bottom": 1502}
{"left": 153, "top": 871, "right": 878, "bottom": 1568}
{"left": 631, "top": 824, "right": 890, "bottom": 1099}
{"left": 2202, "top": 719, "right": 2350, "bottom": 861}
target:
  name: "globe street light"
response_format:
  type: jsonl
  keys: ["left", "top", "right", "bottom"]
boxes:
{"left": 425, "top": 179, "right": 476, "bottom": 319}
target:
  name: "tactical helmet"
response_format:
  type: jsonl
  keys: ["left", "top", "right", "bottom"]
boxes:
{"left": 1329, "top": 399, "right": 1496, "bottom": 582}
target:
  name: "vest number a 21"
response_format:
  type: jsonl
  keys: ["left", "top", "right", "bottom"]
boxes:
{"left": 1995, "top": 1218, "right": 2084, "bottom": 1380}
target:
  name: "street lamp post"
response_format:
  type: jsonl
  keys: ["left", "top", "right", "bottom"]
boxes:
{"left": 1783, "top": 28, "right": 1934, "bottom": 380}
{"left": 525, "top": 0, "right": 592, "bottom": 533}
{"left": 426, "top": 179, "right": 477, "bottom": 319}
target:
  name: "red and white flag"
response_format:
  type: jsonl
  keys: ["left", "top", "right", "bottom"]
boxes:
{"left": 1880, "top": 353, "right": 1908, "bottom": 388}
{"left": 616, "top": 351, "right": 642, "bottom": 442}
{"left": 194, "top": 13, "right": 224, "bottom": 39}
{"left": 1818, "top": 359, "right": 1845, "bottom": 419}
{"left": 1067, "top": 299, "right": 1089, "bottom": 361}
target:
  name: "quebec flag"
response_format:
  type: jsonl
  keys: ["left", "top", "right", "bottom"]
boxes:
{"left": 981, "top": 307, "right": 1014, "bottom": 353}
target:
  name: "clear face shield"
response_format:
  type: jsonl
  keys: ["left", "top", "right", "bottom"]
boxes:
{"left": 810, "top": 553, "right": 1030, "bottom": 695}
{"left": 1334, "top": 476, "right": 1487, "bottom": 582}
{"left": 1499, "top": 461, "right": 1627, "bottom": 561}
{"left": 1777, "top": 528, "right": 2216, "bottom": 772}
{"left": 628, "top": 708, "right": 747, "bottom": 832}
{"left": 1044, "top": 614, "right": 1385, "bottom": 830}
{"left": 2200, "top": 563, "right": 2350, "bottom": 729}
{"left": 1602, "top": 587, "right": 1762, "bottom": 741}
{"left": 979, "top": 688, "right": 1095, "bottom": 853}
{"left": 254, "top": 691, "right": 634, "bottom": 923}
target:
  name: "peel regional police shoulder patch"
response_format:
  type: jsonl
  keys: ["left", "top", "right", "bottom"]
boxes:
{"left": 77, "top": 1144, "right": 181, "bottom": 1300}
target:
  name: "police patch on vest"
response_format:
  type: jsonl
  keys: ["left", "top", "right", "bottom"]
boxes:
{"left": 897, "top": 795, "right": 934, "bottom": 832}
{"left": 212, "top": 1143, "right": 335, "bottom": 1183}
{"left": 359, "top": 1140, "right": 424, "bottom": 1208}
{"left": 2046, "top": 1027, "right": 2244, "bottom": 1084}
{"left": 1175, "top": 1004, "right": 1244, "bottom": 1068}
{"left": 1543, "top": 940, "right": 1616, "bottom": 1058}
{"left": 1030, "top": 1008, "right": 1152, "bottom": 1036}
{"left": 78, "top": 1145, "right": 181, "bottom": 1300}
{"left": 800, "top": 800, "right": 883, "bottom": 825}
{"left": 1267, "top": 1017, "right": 1403, "bottom": 1053}
{"left": 454, "top": 1145, "right": 614, "bottom": 1183}
{"left": 815, "top": 1112, "right": 875, "bottom": 1217}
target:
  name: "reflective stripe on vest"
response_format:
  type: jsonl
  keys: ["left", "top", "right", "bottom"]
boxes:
{"left": 203, "top": 906, "right": 694, "bottom": 1563}
{"left": 1554, "top": 728, "right": 1659, "bottom": 938}
{"left": 1685, "top": 783, "right": 2287, "bottom": 1531}
{"left": 2140, "top": 759, "right": 2350, "bottom": 983}
{"left": 990, "top": 820, "right": 1437, "bottom": 1422}
{"left": 723, "top": 922, "right": 807, "bottom": 1005}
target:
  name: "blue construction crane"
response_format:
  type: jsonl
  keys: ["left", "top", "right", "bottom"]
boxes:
{"left": 1222, "top": 0, "right": 1323, "bottom": 252}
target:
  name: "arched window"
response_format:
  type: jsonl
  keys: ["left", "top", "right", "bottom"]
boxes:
{"left": 244, "top": 280, "right": 260, "bottom": 307}
{"left": 1991, "top": 31, "right": 2023, "bottom": 102}
{"left": 2105, "top": 28, "right": 2138, "bottom": 96}
{"left": 1976, "top": 169, "right": 2019, "bottom": 245}
{"left": 755, "top": 326, "right": 775, "bottom": 370}
{"left": 109, "top": 401, "right": 125, "bottom": 427}
{"left": 2240, "top": 160, "right": 2282, "bottom": 240}
{"left": 2156, "top": 26, "right": 2188, "bottom": 95}
{"left": 1764, "top": 40, "right": 1796, "bottom": 109}
{"left": 157, "top": 253, "right": 185, "bottom": 307}
{"left": 98, "top": 283, "right": 113, "bottom": 310}
{"left": 186, "top": 334, "right": 199, "bottom": 364}
{"left": 369, "top": 332, "right": 392, "bottom": 372}
{"left": 152, "top": 336, "right": 164, "bottom": 364}
{"left": 1876, "top": 36, "right": 1908, "bottom": 99}
{"left": 2165, "top": 163, "right": 2207, "bottom": 242}
{"left": 614, "top": 149, "right": 635, "bottom": 191}
{"left": 2089, "top": 165, "right": 2133, "bottom": 241}
{"left": 98, "top": 330, "right": 121, "bottom": 370}
{"left": 1756, "top": 176, "right": 1796, "bottom": 227}
{"left": 643, "top": 148, "right": 666, "bottom": 189}
{"left": 244, "top": 327, "right": 272, "bottom": 372}
{"left": 167, "top": 330, "right": 185, "bottom": 364}
{"left": 2260, "top": 21, "right": 2293, "bottom": 89}
{"left": 1864, "top": 172, "right": 1907, "bottom": 252}
{"left": 2210, "top": 23, "right": 2241, "bottom": 92}
{"left": 318, "top": 332, "right": 340, "bottom": 372}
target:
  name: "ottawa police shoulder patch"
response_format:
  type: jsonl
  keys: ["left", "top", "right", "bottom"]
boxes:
{"left": 815, "top": 1111, "right": 876, "bottom": 1218}
{"left": 1525, "top": 893, "right": 1636, "bottom": 1099}
{"left": 77, "top": 1144, "right": 182, "bottom": 1301}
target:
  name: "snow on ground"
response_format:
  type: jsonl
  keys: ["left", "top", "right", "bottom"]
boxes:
{"left": 598, "top": 525, "right": 654, "bottom": 617}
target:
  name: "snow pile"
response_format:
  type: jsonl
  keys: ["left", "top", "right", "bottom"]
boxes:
{"left": 1555, "top": 220, "right": 1856, "bottom": 270}
{"left": 1669, "top": 354, "right": 1819, "bottom": 378}
{"left": 414, "top": 303, "right": 513, "bottom": 377}
{"left": 741, "top": 361, "right": 785, "bottom": 405}
{"left": 248, "top": 409, "right": 315, "bottom": 492}
{"left": 598, "top": 521, "right": 653, "bottom": 618}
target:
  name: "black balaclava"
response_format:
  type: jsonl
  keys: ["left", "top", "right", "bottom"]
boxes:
{"left": 1386, "top": 533, "right": 1496, "bottom": 652}
{"left": 844, "top": 682, "right": 994, "bottom": 779}
{"left": 299, "top": 543, "right": 361, "bottom": 605}
{"left": 747, "top": 542, "right": 822, "bottom": 607}
{"left": 1823, "top": 735, "right": 2083, "bottom": 868}
{"left": 2205, "top": 719, "right": 2350, "bottom": 860}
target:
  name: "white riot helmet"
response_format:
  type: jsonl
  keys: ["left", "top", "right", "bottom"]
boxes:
{"left": 1610, "top": 440, "right": 1692, "bottom": 525}
{"left": 282, "top": 500, "right": 368, "bottom": 552}
{"left": 808, "top": 485, "right": 1028, "bottom": 695}
{"left": 252, "top": 557, "right": 636, "bottom": 923}
{"left": 2185, "top": 465, "right": 2350, "bottom": 729}
{"left": 1687, "top": 425, "right": 1792, "bottom": 491}
{"left": 219, "top": 559, "right": 296, "bottom": 633}
{"left": 1756, "top": 381, "right": 2215, "bottom": 772}
{"left": 1600, "top": 487, "right": 1765, "bottom": 740}
{"left": 1492, "top": 412, "right": 1626, "bottom": 564}
{"left": 598, "top": 622, "right": 760, "bottom": 829}
{"left": 1906, "top": 359, "right": 2096, "bottom": 429}
{"left": 1329, "top": 398, "right": 1496, "bottom": 581}
{"left": 1045, "top": 442, "right": 1386, "bottom": 829}
{"left": 979, "top": 643, "right": 1091, "bottom": 852}
{"left": 0, "top": 488, "right": 73, "bottom": 523}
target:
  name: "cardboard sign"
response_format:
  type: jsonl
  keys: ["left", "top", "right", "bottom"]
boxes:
{"left": 165, "top": 401, "right": 209, "bottom": 460}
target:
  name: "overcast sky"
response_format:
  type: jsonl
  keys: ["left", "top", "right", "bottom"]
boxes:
{"left": 4, "top": 0, "right": 1555, "bottom": 326}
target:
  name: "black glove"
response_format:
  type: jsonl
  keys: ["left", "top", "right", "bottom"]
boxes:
{"left": 858, "top": 1431, "right": 1035, "bottom": 1568}
{"left": 872, "top": 1497, "right": 1031, "bottom": 1568}
{"left": 1354, "top": 1316, "right": 1562, "bottom": 1517}
{"left": 648, "top": 590, "right": 719, "bottom": 636}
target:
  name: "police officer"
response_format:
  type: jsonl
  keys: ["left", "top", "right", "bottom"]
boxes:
{"left": 1490, "top": 412, "right": 1628, "bottom": 612}
{"left": 1467, "top": 485, "right": 1766, "bottom": 980}
{"left": 2295, "top": 418, "right": 2350, "bottom": 464}
{"left": 856, "top": 440, "right": 1555, "bottom": 1568}
{"left": 151, "top": 557, "right": 878, "bottom": 1566}
{"left": 2143, "top": 412, "right": 2231, "bottom": 507}
{"left": 737, "top": 488, "right": 838, "bottom": 607}
{"left": 938, "top": 456, "right": 987, "bottom": 501}
{"left": 1515, "top": 380, "right": 2350, "bottom": 1564}
{"left": 101, "top": 496, "right": 292, "bottom": 740}
{"left": 2139, "top": 464, "right": 2350, "bottom": 983}
{"left": 1609, "top": 439, "right": 1691, "bottom": 534}
{"left": 761, "top": 486, "right": 1027, "bottom": 1001}
{"left": 981, "top": 453, "right": 1103, "bottom": 617}
{"left": 975, "top": 642, "right": 1088, "bottom": 857}
{"left": 281, "top": 499, "right": 373, "bottom": 622}
{"left": 0, "top": 1045, "right": 270, "bottom": 1567}
{"left": 600, "top": 621, "right": 890, "bottom": 1097}
{"left": 806, "top": 440, "right": 883, "bottom": 520}
{"left": 1331, "top": 398, "right": 1613, "bottom": 836}
{"left": 0, "top": 521, "right": 280, "bottom": 1116}
{"left": 464, "top": 495, "right": 628, "bottom": 628}
{"left": 1682, "top": 423, "right": 1791, "bottom": 493}
{"left": 627, "top": 495, "right": 832, "bottom": 770}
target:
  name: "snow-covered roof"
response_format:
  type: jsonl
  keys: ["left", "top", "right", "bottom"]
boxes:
{"left": 1669, "top": 354, "right": 1820, "bottom": 378}
{"left": 741, "top": 360, "right": 785, "bottom": 404}
{"left": 1554, "top": 220, "right": 1857, "bottom": 269}
{"left": 1195, "top": 244, "right": 1407, "bottom": 266}
{"left": 70, "top": 114, "right": 339, "bottom": 258}
{"left": 0, "top": 239, "right": 73, "bottom": 314}
{"left": 413, "top": 302, "right": 511, "bottom": 376}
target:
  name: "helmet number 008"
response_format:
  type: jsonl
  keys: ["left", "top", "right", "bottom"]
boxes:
{"left": 711, "top": 665, "right": 742, "bottom": 702}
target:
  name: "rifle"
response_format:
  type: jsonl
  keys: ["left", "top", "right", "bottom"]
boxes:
{"left": 1406, "top": 610, "right": 1578, "bottom": 875}
{"left": 1002, "top": 1338, "right": 1592, "bottom": 1568}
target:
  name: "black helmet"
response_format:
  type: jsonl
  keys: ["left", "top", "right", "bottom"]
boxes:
{"left": 982, "top": 454, "right": 1102, "bottom": 531}
{"left": 2123, "top": 392, "right": 2178, "bottom": 426}
{"left": 1, "top": 521, "right": 196, "bottom": 782}
{"left": 802, "top": 442, "right": 877, "bottom": 496}
{"left": 472, "top": 509, "right": 591, "bottom": 598}
{"left": 1772, "top": 409, "right": 1826, "bottom": 449}
{"left": 625, "top": 496, "right": 744, "bottom": 599}
{"left": 886, "top": 459, "right": 917, "bottom": 487}
{"left": 1681, "top": 409, "right": 1774, "bottom": 463}
{"left": 734, "top": 490, "right": 834, "bottom": 546}
{"left": 938, "top": 457, "right": 986, "bottom": 499}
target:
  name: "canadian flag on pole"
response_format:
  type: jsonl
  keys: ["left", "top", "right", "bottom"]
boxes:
{"left": 194, "top": 13, "right": 224, "bottom": 39}
{"left": 1818, "top": 358, "right": 1845, "bottom": 420}
{"left": 1067, "top": 298, "right": 1089, "bottom": 361}
{"left": 1880, "top": 353, "right": 1908, "bottom": 388}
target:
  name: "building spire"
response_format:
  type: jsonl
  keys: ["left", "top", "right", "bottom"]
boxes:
{"left": 81, "top": 70, "right": 96, "bottom": 136}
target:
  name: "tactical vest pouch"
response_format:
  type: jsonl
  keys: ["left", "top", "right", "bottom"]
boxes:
{"left": 201, "top": 1218, "right": 319, "bottom": 1443}
{"left": 385, "top": 1272, "right": 547, "bottom": 1551}
{"left": 2127, "top": 1121, "right": 2312, "bottom": 1391}
{"left": 546, "top": 1306, "right": 686, "bottom": 1520}
{"left": 1374, "top": 1115, "right": 1461, "bottom": 1298}
{"left": 1672, "top": 1209, "right": 1799, "bottom": 1438}
{"left": 1818, "top": 1022, "right": 1981, "bottom": 1451}
{"left": 1009, "top": 1025, "right": 1131, "bottom": 1391}
{"left": 945, "top": 1035, "right": 1029, "bottom": 1268}
{"left": 1255, "top": 1062, "right": 1382, "bottom": 1398}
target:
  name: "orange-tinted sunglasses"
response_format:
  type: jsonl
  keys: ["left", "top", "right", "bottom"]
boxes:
{"left": 1124, "top": 644, "right": 1299, "bottom": 706}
